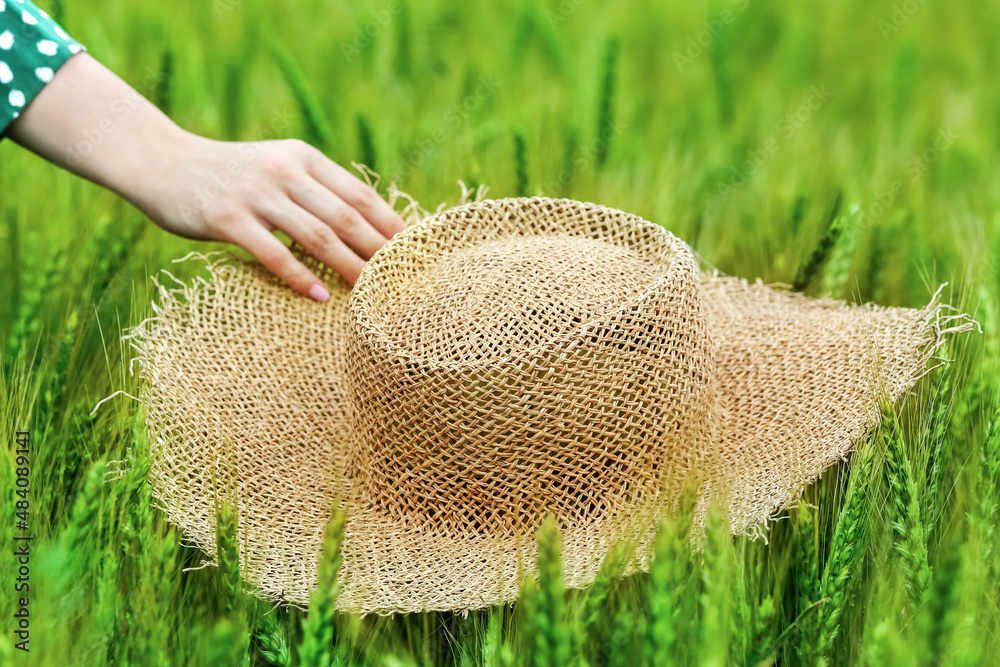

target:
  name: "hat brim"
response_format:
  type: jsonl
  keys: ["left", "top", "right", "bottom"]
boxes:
{"left": 130, "top": 201, "right": 958, "bottom": 614}
{"left": 699, "top": 275, "right": 949, "bottom": 539}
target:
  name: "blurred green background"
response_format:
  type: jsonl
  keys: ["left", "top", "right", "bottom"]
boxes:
{"left": 1, "top": 0, "right": 998, "bottom": 665}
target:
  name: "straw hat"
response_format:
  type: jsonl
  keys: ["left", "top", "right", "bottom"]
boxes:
{"left": 127, "top": 195, "right": 971, "bottom": 614}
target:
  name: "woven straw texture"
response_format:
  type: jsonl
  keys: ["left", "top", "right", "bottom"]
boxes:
{"left": 126, "top": 196, "right": 969, "bottom": 614}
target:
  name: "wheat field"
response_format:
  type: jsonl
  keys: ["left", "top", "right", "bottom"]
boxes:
{"left": 1, "top": 0, "right": 998, "bottom": 664}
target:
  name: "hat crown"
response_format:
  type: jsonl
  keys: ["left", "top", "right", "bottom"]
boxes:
{"left": 363, "top": 233, "right": 666, "bottom": 365}
{"left": 346, "top": 198, "right": 718, "bottom": 537}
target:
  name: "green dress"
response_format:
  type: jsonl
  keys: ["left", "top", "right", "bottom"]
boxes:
{"left": 0, "top": 0, "right": 85, "bottom": 137}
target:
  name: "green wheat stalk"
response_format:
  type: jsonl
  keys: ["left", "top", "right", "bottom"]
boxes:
{"left": 258, "top": 608, "right": 293, "bottom": 667}
{"left": 477, "top": 607, "right": 504, "bottom": 667}
{"left": 820, "top": 205, "right": 862, "bottom": 297}
{"left": 643, "top": 486, "right": 696, "bottom": 666}
{"left": 881, "top": 397, "right": 933, "bottom": 612}
{"left": 514, "top": 130, "right": 529, "bottom": 197}
{"left": 923, "top": 343, "right": 955, "bottom": 530}
{"left": 794, "top": 504, "right": 822, "bottom": 664}
{"left": 6, "top": 245, "right": 67, "bottom": 362}
{"left": 39, "top": 308, "right": 78, "bottom": 435}
{"left": 207, "top": 617, "right": 246, "bottom": 667}
{"left": 746, "top": 595, "right": 776, "bottom": 664}
{"left": 3, "top": 204, "right": 22, "bottom": 348}
{"left": 61, "top": 456, "right": 107, "bottom": 561}
{"left": 222, "top": 59, "right": 244, "bottom": 140}
{"left": 788, "top": 194, "right": 809, "bottom": 236}
{"left": 157, "top": 49, "right": 174, "bottom": 118}
{"left": 89, "top": 216, "right": 144, "bottom": 307}
{"left": 558, "top": 125, "right": 578, "bottom": 197}
{"left": 924, "top": 536, "right": 962, "bottom": 663}
{"left": 148, "top": 529, "right": 179, "bottom": 666}
{"left": 595, "top": 36, "right": 619, "bottom": 167}
{"left": 580, "top": 543, "right": 626, "bottom": 639}
{"left": 298, "top": 504, "right": 346, "bottom": 667}
{"left": 697, "top": 505, "right": 733, "bottom": 667}
{"left": 730, "top": 537, "right": 753, "bottom": 663}
{"left": 793, "top": 191, "right": 844, "bottom": 292}
{"left": 865, "top": 221, "right": 890, "bottom": 303}
{"left": 708, "top": 15, "right": 734, "bottom": 125}
{"left": 356, "top": 113, "right": 378, "bottom": 174}
{"left": 973, "top": 394, "right": 1000, "bottom": 574}
{"left": 817, "top": 426, "right": 876, "bottom": 664}
{"left": 861, "top": 617, "right": 891, "bottom": 666}
{"left": 606, "top": 600, "right": 636, "bottom": 667}
{"left": 269, "top": 38, "right": 335, "bottom": 150}
{"left": 215, "top": 499, "right": 242, "bottom": 616}
{"left": 395, "top": 1, "right": 412, "bottom": 79}
{"left": 533, "top": 515, "right": 570, "bottom": 667}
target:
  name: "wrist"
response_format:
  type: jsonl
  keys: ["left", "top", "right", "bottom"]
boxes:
{"left": 109, "top": 121, "right": 199, "bottom": 218}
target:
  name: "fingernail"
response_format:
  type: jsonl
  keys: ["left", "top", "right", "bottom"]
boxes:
{"left": 309, "top": 284, "right": 330, "bottom": 302}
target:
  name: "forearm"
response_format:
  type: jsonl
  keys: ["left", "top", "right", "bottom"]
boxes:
{"left": 6, "top": 52, "right": 187, "bottom": 214}
{"left": 5, "top": 41, "right": 406, "bottom": 300}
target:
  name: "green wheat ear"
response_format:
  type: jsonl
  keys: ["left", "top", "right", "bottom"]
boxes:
{"left": 595, "top": 35, "right": 619, "bottom": 168}
{"left": 516, "top": 546, "right": 539, "bottom": 667}
{"left": 978, "top": 397, "right": 1000, "bottom": 565}
{"left": 696, "top": 503, "right": 734, "bottom": 667}
{"left": 513, "top": 130, "right": 529, "bottom": 197}
{"left": 214, "top": 499, "right": 242, "bottom": 616}
{"left": 533, "top": 514, "right": 571, "bottom": 667}
{"left": 62, "top": 456, "right": 107, "bottom": 562}
{"left": 817, "top": 424, "right": 876, "bottom": 665}
{"left": 644, "top": 485, "right": 696, "bottom": 666}
{"left": 820, "top": 205, "right": 863, "bottom": 298}
{"left": 923, "top": 341, "right": 955, "bottom": 531}
{"left": 40, "top": 308, "right": 78, "bottom": 434}
{"left": 579, "top": 542, "right": 626, "bottom": 637}
{"left": 156, "top": 48, "right": 174, "bottom": 118}
{"left": 297, "top": 504, "right": 345, "bottom": 667}
{"left": 793, "top": 191, "right": 844, "bottom": 292}
{"left": 257, "top": 607, "right": 293, "bottom": 667}
{"left": 394, "top": 1, "right": 412, "bottom": 79}
{"left": 269, "top": 37, "right": 335, "bottom": 150}
{"left": 356, "top": 112, "right": 378, "bottom": 175}
{"left": 6, "top": 245, "right": 67, "bottom": 362}
{"left": 794, "top": 503, "right": 822, "bottom": 664}
{"left": 558, "top": 125, "right": 578, "bottom": 197}
{"left": 881, "top": 397, "right": 933, "bottom": 613}
{"left": 207, "top": 617, "right": 246, "bottom": 667}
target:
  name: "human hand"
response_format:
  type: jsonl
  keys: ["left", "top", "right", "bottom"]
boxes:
{"left": 132, "top": 134, "right": 407, "bottom": 301}
{"left": 6, "top": 53, "right": 406, "bottom": 301}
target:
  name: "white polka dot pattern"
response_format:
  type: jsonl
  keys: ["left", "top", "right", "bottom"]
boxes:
{"left": 0, "top": 0, "right": 85, "bottom": 136}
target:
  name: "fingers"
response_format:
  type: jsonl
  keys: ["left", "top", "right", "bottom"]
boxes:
{"left": 233, "top": 221, "right": 333, "bottom": 302}
{"left": 260, "top": 198, "right": 367, "bottom": 285}
{"left": 288, "top": 180, "right": 389, "bottom": 260}
{"left": 305, "top": 155, "right": 407, "bottom": 239}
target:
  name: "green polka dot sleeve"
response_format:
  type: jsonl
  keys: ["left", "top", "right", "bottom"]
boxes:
{"left": 0, "top": 0, "right": 85, "bottom": 137}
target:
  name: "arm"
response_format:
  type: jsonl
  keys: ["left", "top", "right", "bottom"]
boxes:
{"left": 6, "top": 52, "right": 406, "bottom": 301}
